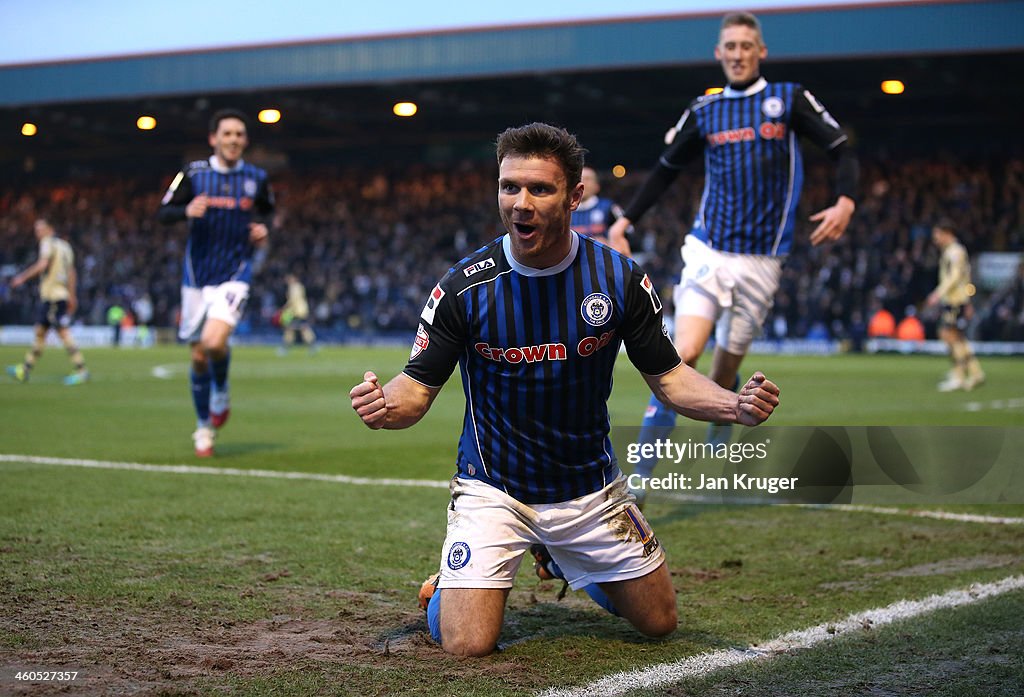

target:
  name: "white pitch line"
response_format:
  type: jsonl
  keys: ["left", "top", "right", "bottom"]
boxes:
{"left": 656, "top": 492, "right": 1024, "bottom": 525}
{"left": 964, "top": 396, "right": 1024, "bottom": 412}
{"left": 5, "top": 454, "right": 1021, "bottom": 524}
{"left": 797, "top": 503, "right": 1024, "bottom": 525}
{"left": 538, "top": 574, "right": 1024, "bottom": 697}
{"left": 0, "top": 454, "right": 449, "bottom": 489}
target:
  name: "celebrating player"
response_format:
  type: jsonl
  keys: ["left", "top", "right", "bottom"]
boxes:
{"left": 6, "top": 218, "right": 90, "bottom": 385}
{"left": 349, "top": 123, "right": 780, "bottom": 656}
{"left": 607, "top": 12, "right": 858, "bottom": 501}
{"left": 926, "top": 219, "right": 985, "bottom": 391}
{"left": 158, "top": 109, "right": 275, "bottom": 457}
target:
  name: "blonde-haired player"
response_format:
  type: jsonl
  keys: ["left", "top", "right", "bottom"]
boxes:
{"left": 926, "top": 219, "right": 984, "bottom": 392}
{"left": 6, "top": 218, "right": 89, "bottom": 385}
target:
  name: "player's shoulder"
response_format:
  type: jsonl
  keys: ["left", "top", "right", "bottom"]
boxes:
{"left": 441, "top": 239, "right": 505, "bottom": 294}
{"left": 689, "top": 92, "right": 723, "bottom": 112}
{"left": 240, "top": 161, "right": 269, "bottom": 179}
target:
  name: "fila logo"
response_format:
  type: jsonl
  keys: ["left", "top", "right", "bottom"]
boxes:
{"left": 420, "top": 284, "right": 445, "bottom": 325}
{"left": 640, "top": 274, "right": 662, "bottom": 313}
{"left": 464, "top": 258, "right": 496, "bottom": 277}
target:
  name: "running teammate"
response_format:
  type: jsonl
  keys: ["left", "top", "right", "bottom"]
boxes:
{"left": 607, "top": 12, "right": 857, "bottom": 501}
{"left": 158, "top": 108, "right": 275, "bottom": 457}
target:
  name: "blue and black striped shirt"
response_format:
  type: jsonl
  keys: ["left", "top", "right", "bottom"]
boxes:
{"left": 571, "top": 196, "right": 624, "bottom": 244}
{"left": 403, "top": 232, "right": 680, "bottom": 504}
{"left": 626, "top": 77, "right": 850, "bottom": 256}
{"left": 158, "top": 157, "right": 274, "bottom": 287}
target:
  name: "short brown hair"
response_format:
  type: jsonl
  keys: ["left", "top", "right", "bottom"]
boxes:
{"left": 209, "top": 108, "right": 249, "bottom": 134}
{"left": 721, "top": 12, "right": 763, "bottom": 43}
{"left": 933, "top": 218, "right": 957, "bottom": 235}
{"left": 495, "top": 123, "right": 587, "bottom": 187}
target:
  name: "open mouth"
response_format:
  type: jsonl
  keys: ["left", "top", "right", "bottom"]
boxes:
{"left": 513, "top": 222, "right": 537, "bottom": 236}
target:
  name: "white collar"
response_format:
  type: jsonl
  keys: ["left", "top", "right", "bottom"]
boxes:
{"left": 209, "top": 155, "right": 244, "bottom": 174}
{"left": 724, "top": 76, "right": 768, "bottom": 98}
{"left": 576, "top": 196, "right": 599, "bottom": 212}
{"left": 502, "top": 231, "right": 579, "bottom": 277}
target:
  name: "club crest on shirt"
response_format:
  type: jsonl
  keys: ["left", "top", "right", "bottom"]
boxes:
{"left": 640, "top": 274, "right": 663, "bottom": 313}
{"left": 244, "top": 179, "right": 258, "bottom": 196}
{"left": 410, "top": 323, "right": 429, "bottom": 360}
{"left": 762, "top": 96, "right": 785, "bottom": 118}
{"left": 581, "top": 293, "right": 613, "bottom": 327}
{"left": 447, "top": 542, "right": 471, "bottom": 570}
{"left": 421, "top": 284, "right": 445, "bottom": 325}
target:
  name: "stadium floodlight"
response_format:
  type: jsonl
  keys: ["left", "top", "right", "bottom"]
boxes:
{"left": 258, "top": 109, "right": 281, "bottom": 124}
{"left": 881, "top": 80, "right": 905, "bottom": 95}
{"left": 136, "top": 116, "right": 157, "bottom": 131}
{"left": 21, "top": 122, "right": 37, "bottom": 136}
{"left": 393, "top": 102, "right": 418, "bottom": 117}
{"left": 705, "top": 87, "right": 724, "bottom": 96}
{"left": 612, "top": 165, "right": 627, "bottom": 179}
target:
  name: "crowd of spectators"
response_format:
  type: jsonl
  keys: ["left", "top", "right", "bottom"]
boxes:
{"left": 1, "top": 151, "right": 1022, "bottom": 345}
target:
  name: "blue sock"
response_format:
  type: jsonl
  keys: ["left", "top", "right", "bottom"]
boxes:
{"left": 211, "top": 350, "right": 230, "bottom": 392}
{"left": 191, "top": 369, "right": 212, "bottom": 424}
{"left": 543, "top": 554, "right": 619, "bottom": 617}
{"left": 583, "top": 583, "right": 619, "bottom": 616}
{"left": 633, "top": 393, "right": 678, "bottom": 479}
{"left": 426, "top": 588, "right": 443, "bottom": 643}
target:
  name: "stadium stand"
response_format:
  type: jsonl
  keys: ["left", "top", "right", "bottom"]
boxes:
{"left": 1, "top": 153, "right": 1021, "bottom": 344}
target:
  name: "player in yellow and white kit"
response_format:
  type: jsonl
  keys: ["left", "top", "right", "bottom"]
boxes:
{"left": 6, "top": 219, "right": 90, "bottom": 385}
{"left": 278, "top": 273, "right": 317, "bottom": 355}
{"left": 926, "top": 219, "right": 984, "bottom": 392}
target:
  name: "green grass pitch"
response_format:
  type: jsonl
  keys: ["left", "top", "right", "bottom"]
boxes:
{"left": 1, "top": 345, "right": 1022, "bottom": 695}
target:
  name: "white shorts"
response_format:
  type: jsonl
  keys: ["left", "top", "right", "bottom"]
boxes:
{"left": 436, "top": 475, "right": 664, "bottom": 592}
{"left": 178, "top": 281, "right": 249, "bottom": 342}
{"left": 675, "top": 234, "right": 783, "bottom": 355}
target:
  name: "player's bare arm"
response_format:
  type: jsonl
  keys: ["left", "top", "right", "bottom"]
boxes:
{"left": 10, "top": 256, "right": 50, "bottom": 288}
{"left": 607, "top": 217, "right": 633, "bottom": 256}
{"left": 350, "top": 371, "right": 440, "bottom": 430}
{"left": 809, "top": 195, "right": 855, "bottom": 246}
{"left": 185, "top": 193, "right": 209, "bottom": 219}
{"left": 66, "top": 265, "right": 79, "bottom": 315}
{"left": 644, "top": 365, "right": 779, "bottom": 426}
{"left": 249, "top": 222, "right": 269, "bottom": 247}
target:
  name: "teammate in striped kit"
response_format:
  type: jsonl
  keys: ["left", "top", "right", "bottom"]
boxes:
{"left": 350, "top": 123, "right": 780, "bottom": 656}
{"left": 158, "top": 109, "right": 275, "bottom": 457}
{"left": 570, "top": 166, "right": 631, "bottom": 253}
{"left": 608, "top": 12, "right": 858, "bottom": 502}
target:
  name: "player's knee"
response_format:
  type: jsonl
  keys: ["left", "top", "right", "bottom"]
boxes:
{"left": 635, "top": 605, "right": 678, "bottom": 638}
{"left": 441, "top": 633, "right": 497, "bottom": 657}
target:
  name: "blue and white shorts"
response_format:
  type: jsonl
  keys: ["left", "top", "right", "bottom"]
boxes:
{"left": 178, "top": 281, "right": 249, "bottom": 342}
{"left": 436, "top": 475, "right": 664, "bottom": 591}
{"left": 675, "top": 234, "right": 783, "bottom": 354}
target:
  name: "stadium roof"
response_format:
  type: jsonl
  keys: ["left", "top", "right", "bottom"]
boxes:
{"left": 3, "top": 1, "right": 1023, "bottom": 176}
{"left": 2, "top": 1, "right": 1020, "bottom": 105}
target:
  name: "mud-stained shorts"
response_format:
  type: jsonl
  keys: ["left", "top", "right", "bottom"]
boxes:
{"left": 436, "top": 475, "right": 664, "bottom": 592}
